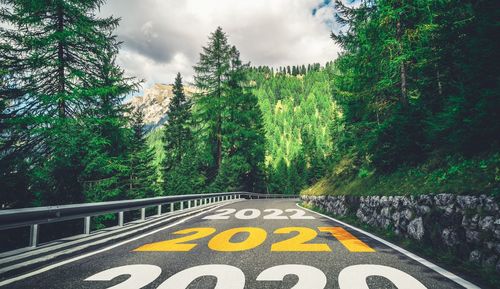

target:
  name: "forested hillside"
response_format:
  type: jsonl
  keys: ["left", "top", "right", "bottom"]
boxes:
{"left": 249, "top": 65, "right": 340, "bottom": 194}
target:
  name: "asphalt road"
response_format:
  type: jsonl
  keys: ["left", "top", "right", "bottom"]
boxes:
{"left": 0, "top": 199, "right": 479, "bottom": 289}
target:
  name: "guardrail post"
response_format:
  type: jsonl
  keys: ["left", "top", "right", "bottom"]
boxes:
{"left": 84, "top": 216, "right": 91, "bottom": 235}
{"left": 170, "top": 202, "right": 174, "bottom": 212}
{"left": 157, "top": 205, "right": 162, "bottom": 216}
{"left": 118, "top": 212, "right": 124, "bottom": 227}
{"left": 29, "top": 224, "right": 39, "bottom": 247}
{"left": 188, "top": 200, "right": 191, "bottom": 209}
{"left": 180, "top": 201, "right": 184, "bottom": 210}
{"left": 141, "top": 208, "right": 146, "bottom": 221}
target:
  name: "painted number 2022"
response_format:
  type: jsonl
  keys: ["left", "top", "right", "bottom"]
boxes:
{"left": 203, "top": 208, "right": 314, "bottom": 220}
{"left": 85, "top": 264, "right": 427, "bottom": 289}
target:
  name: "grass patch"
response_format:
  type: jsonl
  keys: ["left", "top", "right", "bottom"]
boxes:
{"left": 302, "top": 153, "right": 500, "bottom": 197}
{"left": 303, "top": 203, "right": 500, "bottom": 289}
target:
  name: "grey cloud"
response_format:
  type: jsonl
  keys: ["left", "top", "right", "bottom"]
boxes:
{"left": 100, "top": 0, "right": 341, "bottom": 87}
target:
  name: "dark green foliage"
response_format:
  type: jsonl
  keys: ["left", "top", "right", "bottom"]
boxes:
{"left": 329, "top": 0, "right": 499, "bottom": 176}
{"left": 1, "top": 0, "right": 497, "bottom": 213}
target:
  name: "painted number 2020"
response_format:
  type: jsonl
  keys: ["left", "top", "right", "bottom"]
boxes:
{"left": 85, "top": 264, "right": 427, "bottom": 289}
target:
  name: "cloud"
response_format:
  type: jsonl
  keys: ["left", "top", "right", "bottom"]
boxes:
{"left": 99, "top": 0, "right": 341, "bottom": 91}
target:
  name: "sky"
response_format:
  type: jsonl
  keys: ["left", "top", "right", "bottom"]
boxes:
{"left": 99, "top": 0, "right": 342, "bottom": 92}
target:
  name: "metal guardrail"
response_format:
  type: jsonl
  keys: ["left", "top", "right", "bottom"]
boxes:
{"left": 0, "top": 192, "right": 298, "bottom": 248}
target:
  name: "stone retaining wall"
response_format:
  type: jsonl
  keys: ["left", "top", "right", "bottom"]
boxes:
{"left": 301, "top": 194, "right": 500, "bottom": 272}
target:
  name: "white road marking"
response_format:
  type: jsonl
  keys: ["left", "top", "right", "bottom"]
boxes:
{"left": 297, "top": 203, "right": 480, "bottom": 289}
{"left": 0, "top": 202, "right": 236, "bottom": 287}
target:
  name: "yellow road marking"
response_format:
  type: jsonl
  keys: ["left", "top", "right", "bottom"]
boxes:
{"left": 208, "top": 227, "right": 267, "bottom": 252}
{"left": 134, "top": 228, "right": 216, "bottom": 252}
{"left": 271, "top": 227, "right": 331, "bottom": 252}
{"left": 319, "top": 227, "right": 375, "bottom": 252}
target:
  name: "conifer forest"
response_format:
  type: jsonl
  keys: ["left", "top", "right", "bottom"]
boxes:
{"left": 1, "top": 0, "right": 498, "bottom": 210}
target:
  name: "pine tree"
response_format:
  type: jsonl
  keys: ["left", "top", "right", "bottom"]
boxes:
{"left": 81, "top": 47, "right": 139, "bottom": 203}
{"left": 220, "top": 46, "right": 265, "bottom": 192}
{"left": 193, "top": 27, "right": 231, "bottom": 177}
{"left": 128, "top": 108, "right": 158, "bottom": 198}
{"left": 163, "top": 73, "right": 192, "bottom": 169}
{"left": 163, "top": 72, "right": 200, "bottom": 195}
{"left": 193, "top": 28, "right": 265, "bottom": 192}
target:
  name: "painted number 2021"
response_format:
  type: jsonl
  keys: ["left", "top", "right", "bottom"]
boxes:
{"left": 133, "top": 226, "right": 375, "bottom": 253}
{"left": 85, "top": 264, "right": 427, "bottom": 289}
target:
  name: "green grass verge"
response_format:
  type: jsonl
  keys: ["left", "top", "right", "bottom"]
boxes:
{"left": 302, "top": 203, "right": 499, "bottom": 289}
{"left": 302, "top": 153, "right": 500, "bottom": 197}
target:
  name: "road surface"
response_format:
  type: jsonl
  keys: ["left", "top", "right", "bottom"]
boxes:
{"left": 0, "top": 199, "right": 479, "bottom": 289}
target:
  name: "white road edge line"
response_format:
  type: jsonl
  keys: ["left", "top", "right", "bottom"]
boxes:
{"left": 297, "top": 202, "right": 480, "bottom": 289}
{"left": 0, "top": 202, "right": 236, "bottom": 287}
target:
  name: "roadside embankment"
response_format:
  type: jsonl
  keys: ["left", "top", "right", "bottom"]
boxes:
{"left": 301, "top": 194, "right": 500, "bottom": 275}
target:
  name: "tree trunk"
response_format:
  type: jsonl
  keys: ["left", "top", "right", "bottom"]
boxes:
{"left": 57, "top": 2, "right": 66, "bottom": 118}
{"left": 435, "top": 64, "right": 443, "bottom": 96}
{"left": 216, "top": 115, "right": 222, "bottom": 170}
{"left": 397, "top": 18, "right": 408, "bottom": 107}
{"left": 215, "top": 54, "right": 222, "bottom": 172}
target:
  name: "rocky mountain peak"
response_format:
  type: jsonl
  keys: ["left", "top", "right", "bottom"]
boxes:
{"left": 126, "top": 83, "right": 196, "bottom": 131}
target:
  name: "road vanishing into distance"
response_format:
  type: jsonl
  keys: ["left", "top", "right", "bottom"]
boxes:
{"left": 0, "top": 199, "right": 480, "bottom": 289}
